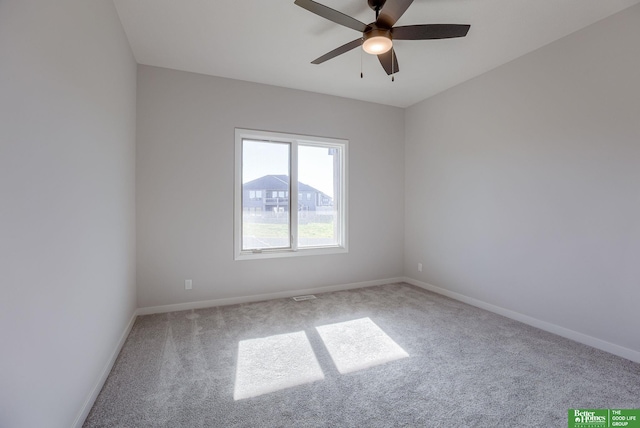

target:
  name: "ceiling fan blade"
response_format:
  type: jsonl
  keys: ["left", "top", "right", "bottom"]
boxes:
{"left": 393, "top": 24, "right": 470, "bottom": 40}
{"left": 378, "top": 48, "right": 399, "bottom": 75}
{"left": 295, "top": 0, "right": 369, "bottom": 33}
{"left": 311, "top": 38, "right": 363, "bottom": 64}
{"left": 376, "top": 0, "right": 414, "bottom": 29}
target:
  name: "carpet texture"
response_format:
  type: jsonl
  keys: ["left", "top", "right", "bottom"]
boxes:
{"left": 84, "top": 283, "right": 640, "bottom": 427}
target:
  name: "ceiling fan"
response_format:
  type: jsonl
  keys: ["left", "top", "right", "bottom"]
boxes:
{"left": 294, "top": 0, "right": 470, "bottom": 76}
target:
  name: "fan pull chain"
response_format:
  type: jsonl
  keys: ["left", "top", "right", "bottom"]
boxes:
{"left": 391, "top": 48, "right": 395, "bottom": 82}
{"left": 360, "top": 43, "right": 363, "bottom": 79}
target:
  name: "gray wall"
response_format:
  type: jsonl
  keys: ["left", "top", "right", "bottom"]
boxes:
{"left": 136, "top": 65, "right": 405, "bottom": 308}
{"left": 405, "top": 5, "right": 640, "bottom": 354}
{"left": 0, "top": 1, "right": 137, "bottom": 427}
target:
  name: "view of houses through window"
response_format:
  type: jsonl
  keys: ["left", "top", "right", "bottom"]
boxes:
{"left": 235, "top": 130, "right": 346, "bottom": 257}
{"left": 242, "top": 140, "right": 291, "bottom": 249}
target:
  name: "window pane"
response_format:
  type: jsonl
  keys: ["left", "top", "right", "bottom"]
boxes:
{"left": 242, "top": 140, "right": 290, "bottom": 250}
{"left": 298, "top": 145, "right": 341, "bottom": 248}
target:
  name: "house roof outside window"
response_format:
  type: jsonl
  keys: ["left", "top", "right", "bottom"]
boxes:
{"left": 243, "top": 175, "right": 329, "bottom": 197}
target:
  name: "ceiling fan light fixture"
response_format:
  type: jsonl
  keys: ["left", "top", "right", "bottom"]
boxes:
{"left": 362, "top": 28, "right": 392, "bottom": 55}
{"left": 295, "top": 0, "right": 470, "bottom": 76}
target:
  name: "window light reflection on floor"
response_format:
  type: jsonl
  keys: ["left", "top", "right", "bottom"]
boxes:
{"left": 316, "top": 317, "right": 409, "bottom": 374}
{"left": 233, "top": 331, "right": 324, "bottom": 400}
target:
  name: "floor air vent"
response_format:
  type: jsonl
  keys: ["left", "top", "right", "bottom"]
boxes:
{"left": 292, "top": 295, "right": 317, "bottom": 301}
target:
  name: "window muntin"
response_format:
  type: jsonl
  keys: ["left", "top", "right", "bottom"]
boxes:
{"left": 235, "top": 129, "right": 347, "bottom": 260}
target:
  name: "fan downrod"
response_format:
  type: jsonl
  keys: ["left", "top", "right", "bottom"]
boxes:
{"left": 367, "top": 0, "right": 387, "bottom": 18}
{"left": 367, "top": 0, "right": 387, "bottom": 10}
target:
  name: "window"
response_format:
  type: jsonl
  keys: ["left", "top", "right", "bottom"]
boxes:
{"left": 235, "top": 129, "right": 348, "bottom": 259}
{"left": 248, "top": 190, "right": 262, "bottom": 200}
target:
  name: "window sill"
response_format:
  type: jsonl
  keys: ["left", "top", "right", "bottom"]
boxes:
{"left": 235, "top": 246, "right": 348, "bottom": 261}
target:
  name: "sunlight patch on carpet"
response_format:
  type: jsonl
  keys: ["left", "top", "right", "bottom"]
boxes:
{"left": 234, "top": 331, "right": 325, "bottom": 400}
{"left": 316, "top": 317, "right": 409, "bottom": 374}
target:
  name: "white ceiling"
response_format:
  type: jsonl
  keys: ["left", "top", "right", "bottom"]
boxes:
{"left": 113, "top": 0, "right": 639, "bottom": 108}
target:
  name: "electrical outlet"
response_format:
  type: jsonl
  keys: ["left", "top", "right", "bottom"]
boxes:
{"left": 185, "top": 279, "right": 193, "bottom": 290}
{"left": 418, "top": 263, "right": 423, "bottom": 272}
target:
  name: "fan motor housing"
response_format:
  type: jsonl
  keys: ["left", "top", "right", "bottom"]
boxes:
{"left": 364, "top": 27, "right": 392, "bottom": 41}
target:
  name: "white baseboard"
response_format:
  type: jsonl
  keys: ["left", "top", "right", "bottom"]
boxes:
{"left": 136, "top": 277, "right": 405, "bottom": 316}
{"left": 73, "top": 311, "right": 138, "bottom": 428}
{"left": 403, "top": 276, "right": 640, "bottom": 364}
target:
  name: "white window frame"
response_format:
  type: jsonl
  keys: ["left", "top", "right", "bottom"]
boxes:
{"left": 234, "top": 128, "right": 348, "bottom": 260}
